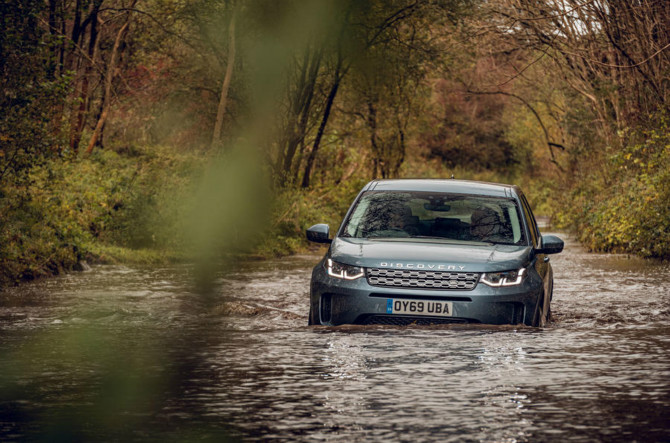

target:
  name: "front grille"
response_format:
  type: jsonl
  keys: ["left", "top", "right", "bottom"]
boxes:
{"left": 366, "top": 268, "right": 479, "bottom": 290}
{"left": 362, "top": 315, "right": 471, "bottom": 326}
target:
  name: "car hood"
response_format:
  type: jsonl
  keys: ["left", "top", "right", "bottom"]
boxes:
{"left": 330, "top": 237, "right": 533, "bottom": 273}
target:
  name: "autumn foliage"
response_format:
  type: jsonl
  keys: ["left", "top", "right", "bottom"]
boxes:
{"left": 1, "top": 0, "right": 669, "bottom": 284}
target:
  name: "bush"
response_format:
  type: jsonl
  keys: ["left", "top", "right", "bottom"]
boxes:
{"left": 0, "top": 146, "right": 204, "bottom": 285}
{"left": 254, "top": 177, "right": 368, "bottom": 257}
{"left": 555, "top": 115, "right": 670, "bottom": 258}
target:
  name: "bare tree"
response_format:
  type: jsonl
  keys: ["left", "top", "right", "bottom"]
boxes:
{"left": 486, "top": 0, "right": 670, "bottom": 135}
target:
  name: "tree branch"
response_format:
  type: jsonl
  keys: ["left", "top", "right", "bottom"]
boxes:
{"left": 463, "top": 86, "right": 566, "bottom": 172}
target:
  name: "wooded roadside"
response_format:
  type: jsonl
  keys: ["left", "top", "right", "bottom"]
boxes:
{"left": 1, "top": 0, "right": 668, "bottom": 285}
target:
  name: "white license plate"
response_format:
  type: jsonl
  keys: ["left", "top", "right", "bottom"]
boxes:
{"left": 386, "top": 298, "right": 453, "bottom": 317}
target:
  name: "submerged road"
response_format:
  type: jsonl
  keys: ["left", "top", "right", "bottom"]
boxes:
{"left": 0, "top": 235, "right": 669, "bottom": 441}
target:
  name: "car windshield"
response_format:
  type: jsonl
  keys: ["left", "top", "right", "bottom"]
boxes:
{"left": 341, "top": 191, "right": 527, "bottom": 245}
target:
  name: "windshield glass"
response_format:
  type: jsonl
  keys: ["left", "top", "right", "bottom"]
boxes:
{"left": 341, "top": 191, "right": 527, "bottom": 245}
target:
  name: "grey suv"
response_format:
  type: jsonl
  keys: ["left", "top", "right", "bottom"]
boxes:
{"left": 306, "top": 179, "right": 563, "bottom": 326}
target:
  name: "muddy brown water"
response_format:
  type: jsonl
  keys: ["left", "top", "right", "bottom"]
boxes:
{"left": 1, "top": 234, "right": 669, "bottom": 441}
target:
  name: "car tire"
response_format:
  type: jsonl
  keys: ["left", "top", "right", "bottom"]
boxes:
{"left": 308, "top": 304, "right": 317, "bottom": 326}
{"left": 531, "top": 292, "right": 548, "bottom": 327}
{"left": 547, "top": 279, "right": 554, "bottom": 321}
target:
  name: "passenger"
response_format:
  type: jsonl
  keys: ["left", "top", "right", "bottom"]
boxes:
{"left": 470, "top": 207, "right": 506, "bottom": 242}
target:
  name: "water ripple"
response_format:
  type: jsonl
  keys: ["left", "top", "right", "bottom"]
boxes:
{"left": 0, "top": 243, "right": 669, "bottom": 441}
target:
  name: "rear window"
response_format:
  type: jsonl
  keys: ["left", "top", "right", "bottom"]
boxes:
{"left": 341, "top": 191, "right": 527, "bottom": 245}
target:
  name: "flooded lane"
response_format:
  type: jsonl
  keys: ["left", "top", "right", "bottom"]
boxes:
{"left": 1, "top": 235, "right": 669, "bottom": 441}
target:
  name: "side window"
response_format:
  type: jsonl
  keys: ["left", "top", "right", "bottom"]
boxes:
{"left": 504, "top": 205, "right": 523, "bottom": 244}
{"left": 520, "top": 195, "right": 539, "bottom": 248}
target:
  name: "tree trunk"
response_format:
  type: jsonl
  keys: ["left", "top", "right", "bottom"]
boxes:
{"left": 367, "top": 99, "right": 379, "bottom": 179}
{"left": 301, "top": 64, "right": 342, "bottom": 188}
{"left": 282, "top": 47, "right": 322, "bottom": 185}
{"left": 86, "top": 20, "right": 129, "bottom": 155}
{"left": 71, "top": 0, "right": 83, "bottom": 49}
{"left": 47, "top": 0, "right": 58, "bottom": 79}
{"left": 211, "top": 10, "right": 236, "bottom": 149}
{"left": 69, "top": 0, "right": 102, "bottom": 152}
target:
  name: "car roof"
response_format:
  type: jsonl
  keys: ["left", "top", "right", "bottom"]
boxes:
{"left": 364, "top": 179, "right": 519, "bottom": 198}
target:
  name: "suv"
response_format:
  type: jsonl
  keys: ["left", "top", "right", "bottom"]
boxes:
{"left": 306, "top": 179, "right": 563, "bottom": 326}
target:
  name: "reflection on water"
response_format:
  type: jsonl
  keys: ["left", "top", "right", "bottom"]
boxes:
{"left": 0, "top": 236, "right": 669, "bottom": 441}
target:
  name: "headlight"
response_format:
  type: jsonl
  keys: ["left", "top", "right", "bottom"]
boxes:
{"left": 326, "top": 259, "right": 364, "bottom": 280}
{"left": 480, "top": 268, "right": 526, "bottom": 287}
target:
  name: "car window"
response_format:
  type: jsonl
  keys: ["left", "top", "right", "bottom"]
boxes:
{"left": 341, "top": 191, "right": 527, "bottom": 245}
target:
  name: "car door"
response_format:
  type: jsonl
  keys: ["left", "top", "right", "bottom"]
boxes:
{"left": 519, "top": 194, "right": 550, "bottom": 293}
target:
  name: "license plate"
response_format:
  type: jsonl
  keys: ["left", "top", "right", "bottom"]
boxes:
{"left": 386, "top": 298, "right": 453, "bottom": 317}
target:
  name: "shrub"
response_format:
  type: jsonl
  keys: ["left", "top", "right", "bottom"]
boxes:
{"left": 555, "top": 115, "right": 670, "bottom": 258}
{"left": 0, "top": 146, "right": 204, "bottom": 285}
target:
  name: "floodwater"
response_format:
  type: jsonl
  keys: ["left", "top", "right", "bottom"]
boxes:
{"left": 0, "top": 235, "right": 669, "bottom": 441}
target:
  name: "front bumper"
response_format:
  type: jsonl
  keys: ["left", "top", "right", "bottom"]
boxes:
{"left": 309, "top": 260, "right": 543, "bottom": 326}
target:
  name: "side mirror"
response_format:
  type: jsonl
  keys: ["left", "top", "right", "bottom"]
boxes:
{"left": 306, "top": 224, "right": 332, "bottom": 244}
{"left": 538, "top": 234, "right": 564, "bottom": 254}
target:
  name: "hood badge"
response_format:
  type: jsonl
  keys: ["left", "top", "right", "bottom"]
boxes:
{"left": 380, "top": 262, "right": 466, "bottom": 271}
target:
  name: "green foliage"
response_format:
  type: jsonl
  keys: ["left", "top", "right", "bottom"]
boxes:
{"left": 255, "top": 176, "right": 368, "bottom": 257}
{"left": 0, "top": 146, "right": 204, "bottom": 286}
{"left": 555, "top": 114, "right": 670, "bottom": 258}
{"left": 0, "top": 0, "right": 69, "bottom": 185}
{"left": 84, "top": 243, "right": 188, "bottom": 265}
{"left": 97, "top": 146, "right": 204, "bottom": 250}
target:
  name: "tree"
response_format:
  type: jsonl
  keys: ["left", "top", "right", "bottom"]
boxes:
{"left": 67, "top": 0, "right": 104, "bottom": 153}
{"left": 0, "top": 0, "right": 67, "bottom": 184}
{"left": 86, "top": 5, "right": 135, "bottom": 154}
{"left": 300, "top": 0, "right": 468, "bottom": 185}
{"left": 486, "top": 0, "right": 670, "bottom": 137}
